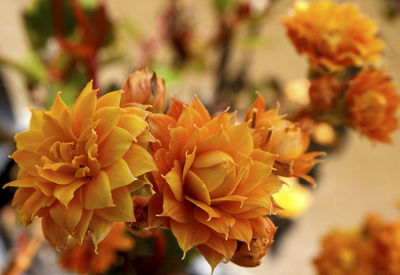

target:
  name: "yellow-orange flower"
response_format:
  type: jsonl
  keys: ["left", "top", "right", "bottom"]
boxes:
{"left": 345, "top": 68, "right": 400, "bottom": 142}
{"left": 314, "top": 230, "right": 375, "bottom": 275}
{"left": 121, "top": 69, "right": 167, "bottom": 113}
{"left": 246, "top": 93, "right": 324, "bottom": 185}
{"left": 364, "top": 215, "right": 400, "bottom": 275}
{"left": 147, "top": 97, "right": 281, "bottom": 271}
{"left": 4, "top": 82, "right": 156, "bottom": 249}
{"left": 283, "top": 0, "right": 383, "bottom": 71}
{"left": 59, "top": 222, "right": 134, "bottom": 274}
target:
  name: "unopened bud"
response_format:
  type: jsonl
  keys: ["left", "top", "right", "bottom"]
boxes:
{"left": 121, "top": 69, "right": 167, "bottom": 113}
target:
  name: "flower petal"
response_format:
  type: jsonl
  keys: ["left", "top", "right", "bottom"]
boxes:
{"left": 71, "top": 81, "right": 97, "bottom": 136}
{"left": 72, "top": 209, "right": 94, "bottom": 244}
{"left": 159, "top": 187, "right": 192, "bottom": 223}
{"left": 89, "top": 215, "right": 113, "bottom": 252}
{"left": 96, "top": 186, "right": 134, "bottom": 222}
{"left": 96, "top": 90, "right": 121, "bottom": 109}
{"left": 123, "top": 144, "right": 156, "bottom": 177}
{"left": 170, "top": 220, "right": 211, "bottom": 258}
{"left": 42, "top": 214, "right": 69, "bottom": 250}
{"left": 206, "top": 234, "right": 237, "bottom": 261}
{"left": 117, "top": 114, "right": 148, "bottom": 139}
{"left": 229, "top": 219, "right": 253, "bottom": 248}
{"left": 185, "top": 195, "right": 220, "bottom": 221}
{"left": 105, "top": 159, "right": 136, "bottom": 190}
{"left": 184, "top": 170, "right": 211, "bottom": 205}
{"left": 94, "top": 106, "right": 120, "bottom": 144}
{"left": 192, "top": 150, "right": 234, "bottom": 168}
{"left": 163, "top": 161, "right": 184, "bottom": 202}
{"left": 98, "top": 127, "right": 133, "bottom": 168}
{"left": 53, "top": 179, "right": 86, "bottom": 206}
{"left": 197, "top": 245, "right": 224, "bottom": 273}
{"left": 49, "top": 198, "right": 83, "bottom": 233}
{"left": 83, "top": 171, "right": 114, "bottom": 209}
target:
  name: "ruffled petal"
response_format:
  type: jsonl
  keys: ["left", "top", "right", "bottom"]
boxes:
{"left": 170, "top": 220, "right": 211, "bottom": 258}
{"left": 83, "top": 171, "right": 114, "bottom": 209}
{"left": 123, "top": 144, "right": 156, "bottom": 177}
{"left": 98, "top": 127, "right": 133, "bottom": 168}
{"left": 95, "top": 186, "right": 134, "bottom": 222}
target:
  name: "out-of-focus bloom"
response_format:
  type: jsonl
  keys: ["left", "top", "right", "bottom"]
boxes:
{"left": 60, "top": 222, "right": 134, "bottom": 274}
{"left": 121, "top": 69, "right": 167, "bottom": 113}
{"left": 4, "top": 82, "right": 156, "bottom": 249}
{"left": 364, "top": 214, "right": 400, "bottom": 275}
{"left": 273, "top": 177, "right": 313, "bottom": 218}
{"left": 315, "top": 213, "right": 400, "bottom": 275}
{"left": 314, "top": 230, "right": 375, "bottom": 275}
{"left": 246, "top": 93, "right": 324, "bottom": 185}
{"left": 147, "top": 96, "right": 281, "bottom": 271}
{"left": 283, "top": 0, "right": 383, "bottom": 71}
{"left": 309, "top": 76, "right": 341, "bottom": 111}
{"left": 345, "top": 68, "right": 400, "bottom": 142}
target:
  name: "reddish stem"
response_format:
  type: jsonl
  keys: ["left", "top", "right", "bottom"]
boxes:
{"left": 70, "top": 0, "right": 93, "bottom": 44}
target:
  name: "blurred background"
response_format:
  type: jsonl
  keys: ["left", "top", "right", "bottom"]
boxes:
{"left": 0, "top": 0, "right": 399, "bottom": 274}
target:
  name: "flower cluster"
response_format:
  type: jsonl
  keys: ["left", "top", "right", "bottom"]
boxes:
{"left": 4, "top": 82, "right": 156, "bottom": 250}
{"left": 314, "top": 213, "right": 400, "bottom": 275}
{"left": 4, "top": 69, "right": 323, "bottom": 272}
{"left": 284, "top": 0, "right": 400, "bottom": 143}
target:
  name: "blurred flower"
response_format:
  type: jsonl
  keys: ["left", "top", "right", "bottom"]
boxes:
{"left": 4, "top": 82, "right": 156, "bottom": 250}
{"left": 314, "top": 230, "right": 375, "bottom": 275}
{"left": 345, "top": 68, "right": 400, "bottom": 142}
{"left": 147, "top": 96, "right": 281, "bottom": 271}
{"left": 315, "top": 213, "right": 400, "bottom": 275}
{"left": 121, "top": 69, "right": 167, "bottom": 113}
{"left": 273, "top": 177, "right": 313, "bottom": 218}
{"left": 283, "top": 0, "right": 383, "bottom": 71}
{"left": 364, "top": 215, "right": 400, "bottom": 275}
{"left": 60, "top": 222, "right": 134, "bottom": 274}
{"left": 309, "top": 76, "right": 341, "bottom": 111}
{"left": 246, "top": 93, "right": 324, "bottom": 185}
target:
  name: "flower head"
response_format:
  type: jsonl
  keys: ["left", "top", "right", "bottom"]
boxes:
{"left": 4, "top": 82, "right": 156, "bottom": 249}
{"left": 246, "top": 93, "right": 324, "bottom": 185}
{"left": 283, "top": 0, "right": 383, "bottom": 71}
{"left": 60, "top": 222, "right": 134, "bottom": 274}
{"left": 345, "top": 68, "right": 400, "bottom": 142}
{"left": 314, "top": 230, "right": 375, "bottom": 275}
{"left": 146, "top": 96, "right": 281, "bottom": 271}
{"left": 365, "top": 215, "right": 400, "bottom": 275}
{"left": 121, "top": 69, "right": 167, "bottom": 113}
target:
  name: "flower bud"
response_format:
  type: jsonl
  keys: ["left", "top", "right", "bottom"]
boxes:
{"left": 121, "top": 69, "right": 167, "bottom": 113}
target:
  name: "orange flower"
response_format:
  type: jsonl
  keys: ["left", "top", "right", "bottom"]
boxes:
{"left": 345, "top": 68, "right": 400, "bottom": 142}
{"left": 4, "top": 82, "right": 156, "bottom": 249}
{"left": 314, "top": 230, "right": 375, "bottom": 275}
{"left": 309, "top": 76, "right": 341, "bottom": 111}
{"left": 246, "top": 93, "right": 324, "bottom": 185}
{"left": 147, "top": 97, "right": 281, "bottom": 271}
{"left": 60, "top": 222, "right": 134, "bottom": 274}
{"left": 365, "top": 215, "right": 400, "bottom": 275}
{"left": 283, "top": 0, "right": 383, "bottom": 71}
{"left": 121, "top": 69, "right": 167, "bottom": 113}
